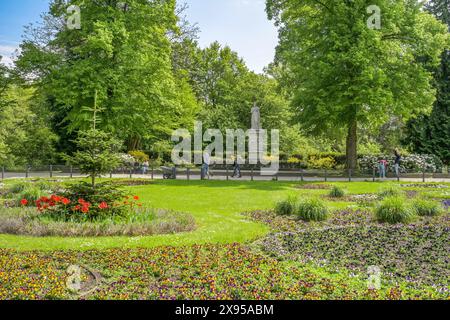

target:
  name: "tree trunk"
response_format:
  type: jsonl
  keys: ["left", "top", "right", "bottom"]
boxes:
{"left": 127, "top": 135, "right": 142, "bottom": 151}
{"left": 346, "top": 119, "right": 358, "bottom": 170}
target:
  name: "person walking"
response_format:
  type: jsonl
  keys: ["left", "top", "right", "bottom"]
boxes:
{"left": 232, "top": 155, "right": 242, "bottom": 178}
{"left": 203, "top": 151, "right": 211, "bottom": 179}
{"left": 142, "top": 160, "right": 149, "bottom": 175}
{"left": 379, "top": 157, "right": 388, "bottom": 180}
{"left": 394, "top": 149, "right": 401, "bottom": 177}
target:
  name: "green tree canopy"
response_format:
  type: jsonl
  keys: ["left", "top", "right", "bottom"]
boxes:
{"left": 267, "top": 0, "right": 449, "bottom": 168}
{"left": 16, "top": 0, "right": 198, "bottom": 152}
{"left": 404, "top": 0, "right": 450, "bottom": 165}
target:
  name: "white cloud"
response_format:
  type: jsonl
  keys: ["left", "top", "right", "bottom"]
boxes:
{"left": 0, "top": 44, "right": 20, "bottom": 66}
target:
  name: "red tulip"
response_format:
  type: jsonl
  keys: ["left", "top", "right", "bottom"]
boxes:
{"left": 98, "top": 202, "right": 108, "bottom": 210}
{"left": 51, "top": 195, "right": 61, "bottom": 202}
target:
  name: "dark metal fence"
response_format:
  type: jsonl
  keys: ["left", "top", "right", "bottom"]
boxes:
{"left": 1, "top": 165, "right": 449, "bottom": 182}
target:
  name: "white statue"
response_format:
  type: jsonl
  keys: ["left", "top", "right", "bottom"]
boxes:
{"left": 251, "top": 103, "right": 261, "bottom": 130}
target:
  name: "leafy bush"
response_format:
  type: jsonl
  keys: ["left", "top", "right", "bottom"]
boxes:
{"left": 412, "top": 199, "right": 443, "bottom": 217}
{"left": 329, "top": 185, "right": 345, "bottom": 198}
{"left": 378, "top": 186, "right": 402, "bottom": 199}
{"left": 375, "top": 196, "right": 416, "bottom": 224}
{"left": 359, "top": 154, "right": 443, "bottom": 173}
{"left": 307, "top": 156, "right": 336, "bottom": 169}
{"left": 287, "top": 157, "right": 301, "bottom": 164}
{"left": 295, "top": 198, "right": 328, "bottom": 222}
{"left": 119, "top": 153, "right": 135, "bottom": 166}
{"left": 129, "top": 150, "right": 150, "bottom": 163}
{"left": 275, "top": 196, "right": 297, "bottom": 215}
{"left": 34, "top": 182, "right": 141, "bottom": 223}
{"left": 306, "top": 153, "right": 347, "bottom": 167}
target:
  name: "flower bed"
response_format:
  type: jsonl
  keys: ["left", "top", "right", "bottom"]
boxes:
{"left": 260, "top": 225, "right": 449, "bottom": 290}
{"left": 0, "top": 244, "right": 446, "bottom": 300}
{"left": 248, "top": 209, "right": 375, "bottom": 233}
{"left": 254, "top": 212, "right": 449, "bottom": 293}
{"left": 0, "top": 207, "right": 196, "bottom": 237}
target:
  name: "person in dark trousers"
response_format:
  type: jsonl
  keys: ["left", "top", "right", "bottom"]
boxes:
{"left": 394, "top": 149, "right": 401, "bottom": 177}
{"left": 232, "top": 155, "right": 242, "bottom": 178}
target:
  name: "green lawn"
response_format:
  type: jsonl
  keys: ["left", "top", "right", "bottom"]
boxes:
{"left": 0, "top": 180, "right": 447, "bottom": 250}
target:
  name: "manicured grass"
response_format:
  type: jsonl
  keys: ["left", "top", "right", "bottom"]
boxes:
{"left": 0, "top": 179, "right": 448, "bottom": 300}
{"left": 0, "top": 180, "right": 448, "bottom": 251}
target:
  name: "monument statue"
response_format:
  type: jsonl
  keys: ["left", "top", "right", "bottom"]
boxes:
{"left": 251, "top": 103, "right": 261, "bottom": 130}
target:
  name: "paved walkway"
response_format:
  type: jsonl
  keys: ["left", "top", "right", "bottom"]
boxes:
{"left": 1, "top": 170, "right": 449, "bottom": 183}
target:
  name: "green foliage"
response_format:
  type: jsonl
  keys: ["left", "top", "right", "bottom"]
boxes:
{"left": 0, "top": 86, "right": 58, "bottom": 166}
{"left": 308, "top": 156, "right": 336, "bottom": 170}
{"left": 183, "top": 41, "right": 293, "bottom": 137}
{"left": 375, "top": 196, "right": 416, "bottom": 224}
{"left": 295, "top": 198, "right": 328, "bottom": 222}
{"left": 128, "top": 150, "right": 149, "bottom": 163}
{"left": 329, "top": 186, "right": 345, "bottom": 198}
{"left": 64, "top": 129, "right": 122, "bottom": 188}
{"left": 16, "top": 0, "right": 198, "bottom": 152}
{"left": 378, "top": 186, "right": 402, "bottom": 199}
{"left": 404, "top": 0, "right": 450, "bottom": 165}
{"left": 267, "top": 0, "right": 449, "bottom": 168}
{"left": 274, "top": 195, "right": 297, "bottom": 215}
{"left": 40, "top": 181, "right": 130, "bottom": 222}
{"left": 359, "top": 154, "right": 443, "bottom": 173}
{"left": 16, "top": 186, "right": 44, "bottom": 206}
{"left": 8, "top": 182, "right": 28, "bottom": 194}
{"left": 412, "top": 198, "right": 443, "bottom": 217}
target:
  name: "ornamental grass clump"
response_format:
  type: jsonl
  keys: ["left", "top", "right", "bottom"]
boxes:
{"left": 375, "top": 196, "right": 416, "bottom": 224}
{"left": 295, "top": 198, "right": 328, "bottom": 222}
{"left": 378, "top": 186, "right": 402, "bottom": 199}
{"left": 16, "top": 186, "right": 44, "bottom": 206}
{"left": 274, "top": 195, "right": 298, "bottom": 216}
{"left": 412, "top": 198, "right": 443, "bottom": 217}
{"left": 329, "top": 185, "right": 345, "bottom": 198}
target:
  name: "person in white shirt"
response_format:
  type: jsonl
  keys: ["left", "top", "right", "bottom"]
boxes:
{"left": 203, "top": 151, "right": 211, "bottom": 179}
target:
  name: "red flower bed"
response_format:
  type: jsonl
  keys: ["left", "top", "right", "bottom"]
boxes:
{"left": 23, "top": 193, "right": 143, "bottom": 222}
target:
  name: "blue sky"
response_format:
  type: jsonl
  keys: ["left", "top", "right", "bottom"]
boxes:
{"left": 0, "top": 0, "right": 278, "bottom": 73}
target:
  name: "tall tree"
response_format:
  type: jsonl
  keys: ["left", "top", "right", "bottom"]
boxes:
{"left": 186, "top": 42, "right": 291, "bottom": 133}
{"left": 0, "top": 58, "right": 10, "bottom": 164}
{"left": 16, "top": 0, "right": 197, "bottom": 152}
{"left": 267, "top": 0, "right": 449, "bottom": 169}
{"left": 404, "top": 0, "right": 450, "bottom": 165}
{"left": 0, "top": 85, "right": 58, "bottom": 167}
